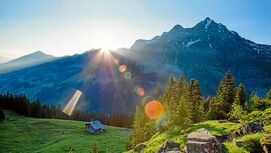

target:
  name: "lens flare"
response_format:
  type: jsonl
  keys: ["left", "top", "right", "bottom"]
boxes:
{"left": 119, "top": 65, "right": 127, "bottom": 73}
{"left": 124, "top": 71, "right": 131, "bottom": 79}
{"left": 142, "top": 96, "right": 155, "bottom": 105}
{"left": 63, "top": 90, "right": 82, "bottom": 116}
{"left": 156, "top": 115, "right": 168, "bottom": 127}
{"left": 136, "top": 87, "right": 145, "bottom": 97}
{"left": 145, "top": 100, "right": 164, "bottom": 120}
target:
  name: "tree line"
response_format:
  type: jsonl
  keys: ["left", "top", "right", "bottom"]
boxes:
{"left": 0, "top": 93, "right": 133, "bottom": 128}
{"left": 129, "top": 71, "right": 271, "bottom": 147}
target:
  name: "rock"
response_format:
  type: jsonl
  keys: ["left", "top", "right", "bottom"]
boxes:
{"left": 218, "top": 120, "right": 227, "bottom": 123}
{"left": 228, "top": 119, "right": 240, "bottom": 123}
{"left": 134, "top": 143, "right": 146, "bottom": 152}
{"left": 228, "top": 122, "right": 264, "bottom": 141}
{"left": 215, "top": 133, "right": 229, "bottom": 143}
{"left": 235, "top": 140, "right": 245, "bottom": 147}
{"left": 261, "top": 134, "right": 271, "bottom": 153}
{"left": 157, "top": 140, "right": 180, "bottom": 153}
{"left": 187, "top": 128, "right": 222, "bottom": 153}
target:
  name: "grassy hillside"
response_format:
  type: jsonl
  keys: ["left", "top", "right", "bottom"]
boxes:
{"left": 0, "top": 111, "right": 130, "bottom": 153}
{"left": 125, "top": 121, "right": 271, "bottom": 153}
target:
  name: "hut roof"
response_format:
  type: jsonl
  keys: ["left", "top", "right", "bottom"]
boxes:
{"left": 86, "top": 120, "right": 104, "bottom": 130}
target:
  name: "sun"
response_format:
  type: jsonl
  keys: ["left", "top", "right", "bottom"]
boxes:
{"left": 101, "top": 48, "right": 110, "bottom": 54}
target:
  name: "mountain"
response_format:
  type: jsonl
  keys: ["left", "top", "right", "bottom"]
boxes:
{"left": 128, "top": 17, "right": 271, "bottom": 95}
{"left": 0, "top": 56, "right": 11, "bottom": 64}
{"left": 0, "top": 17, "right": 270, "bottom": 114}
{"left": 0, "top": 51, "right": 57, "bottom": 74}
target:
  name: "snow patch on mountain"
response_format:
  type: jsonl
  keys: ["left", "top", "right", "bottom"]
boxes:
{"left": 205, "top": 19, "right": 212, "bottom": 30}
{"left": 185, "top": 39, "right": 201, "bottom": 48}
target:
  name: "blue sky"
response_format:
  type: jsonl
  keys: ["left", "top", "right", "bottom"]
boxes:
{"left": 0, "top": 0, "right": 271, "bottom": 58}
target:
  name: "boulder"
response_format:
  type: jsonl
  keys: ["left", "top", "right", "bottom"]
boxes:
{"left": 157, "top": 140, "right": 180, "bottom": 153}
{"left": 228, "top": 122, "right": 264, "bottom": 141}
{"left": 134, "top": 143, "right": 146, "bottom": 152}
{"left": 261, "top": 133, "right": 271, "bottom": 153}
{"left": 187, "top": 128, "right": 222, "bottom": 153}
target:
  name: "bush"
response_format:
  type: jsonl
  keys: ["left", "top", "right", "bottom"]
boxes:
{"left": 90, "top": 141, "right": 99, "bottom": 153}
{"left": 243, "top": 108, "right": 271, "bottom": 125}
{"left": 228, "top": 103, "right": 246, "bottom": 122}
{"left": 0, "top": 107, "right": 4, "bottom": 121}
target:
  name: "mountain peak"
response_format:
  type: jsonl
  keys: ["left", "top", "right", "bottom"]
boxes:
{"left": 31, "top": 51, "right": 48, "bottom": 56}
{"left": 170, "top": 24, "right": 184, "bottom": 32}
{"left": 204, "top": 17, "right": 213, "bottom": 22}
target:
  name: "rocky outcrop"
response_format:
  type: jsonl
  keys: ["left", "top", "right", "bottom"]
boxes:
{"left": 215, "top": 133, "right": 229, "bottom": 143}
{"left": 261, "top": 133, "right": 271, "bottom": 153}
{"left": 157, "top": 140, "right": 180, "bottom": 153}
{"left": 134, "top": 143, "right": 146, "bottom": 152}
{"left": 187, "top": 128, "right": 222, "bottom": 153}
{"left": 227, "top": 122, "right": 264, "bottom": 141}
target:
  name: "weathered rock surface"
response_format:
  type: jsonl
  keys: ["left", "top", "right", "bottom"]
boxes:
{"left": 157, "top": 140, "right": 180, "bottom": 153}
{"left": 261, "top": 133, "right": 271, "bottom": 153}
{"left": 187, "top": 128, "right": 222, "bottom": 153}
{"left": 134, "top": 143, "right": 146, "bottom": 152}
{"left": 215, "top": 133, "right": 229, "bottom": 143}
{"left": 228, "top": 122, "right": 264, "bottom": 141}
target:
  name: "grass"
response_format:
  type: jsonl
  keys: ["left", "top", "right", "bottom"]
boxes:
{"left": 0, "top": 111, "right": 130, "bottom": 153}
{"left": 125, "top": 120, "right": 270, "bottom": 153}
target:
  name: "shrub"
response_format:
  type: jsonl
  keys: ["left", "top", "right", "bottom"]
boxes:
{"left": 90, "top": 141, "right": 99, "bottom": 153}
{"left": 243, "top": 108, "right": 271, "bottom": 125}
{"left": 228, "top": 103, "right": 246, "bottom": 122}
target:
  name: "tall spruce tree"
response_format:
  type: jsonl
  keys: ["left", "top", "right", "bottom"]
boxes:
{"left": 161, "top": 75, "right": 176, "bottom": 104}
{"left": 266, "top": 89, "right": 271, "bottom": 100}
{"left": 175, "top": 77, "right": 192, "bottom": 125}
{"left": 189, "top": 79, "right": 204, "bottom": 123}
{"left": 245, "top": 92, "right": 256, "bottom": 112}
{"left": 234, "top": 83, "right": 246, "bottom": 107}
{"left": 161, "top": 75, "right": 176, "bottom": 126}
{"left": 129, "top": 102, "right": 154, "bottom": 147}
{"left": 212, "top": 71, "right": 236, "bottom": 119}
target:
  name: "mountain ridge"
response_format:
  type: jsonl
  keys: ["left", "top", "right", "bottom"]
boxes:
{"left": 0, "top": 18, "right": 270, "bottom": 113}
{"left": 0, "top": 51, "right": 57, "bottom": 74}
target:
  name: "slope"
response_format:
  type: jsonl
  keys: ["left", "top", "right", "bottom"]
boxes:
{"left": 0, "top": 111, "right": 130, "bottom": 153}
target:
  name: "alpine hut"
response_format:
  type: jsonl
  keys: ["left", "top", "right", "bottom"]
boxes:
{"left": 85, "top": 120, "right": 105, "bottom": 134}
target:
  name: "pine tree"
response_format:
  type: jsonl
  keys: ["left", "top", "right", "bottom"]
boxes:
{"left": 177, "top": 75, "right": 186, "bottom": 94}
{"left": 234, "top": 83, "right": 246, "bottom": 107}
{"left": 212, "top": 71, "right": 236, "bottom": 119}
{"left": 229, "top": 103, "right": 246, "bottom": 122}
{"left": 161, "top": 75, "right": 176, "bottom": 104}
{"left": 129, "top": 102, "right": 154, "bottom": 147}
{"left": 176, "top": 95, "right": 192, "bottom": 125}
{"left": 245, "top": 92, "right": 255, "bottom": 112}
{"left": 0, "top": 107, "right": 5, "bottom": 121}
{"left": 175, "top": 77, "right": 192, "bottom": 125}
{"left": 189, "top": 79, "right": 204, "bottom": 123}
{"left": 265, "top": 89, "right": 271, "bottom": 100}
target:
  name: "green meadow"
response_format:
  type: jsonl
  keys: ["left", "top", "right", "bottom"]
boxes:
{"left": 0, "top": 111, "right": 130, "bottom": 153}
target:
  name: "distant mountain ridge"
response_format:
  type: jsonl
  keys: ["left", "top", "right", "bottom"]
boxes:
{"left": 0, "top": 17, "right": 270, "bottom": 114}
{"left": 0, "top": 51, "right": 57, "bottom": 74}
{"left": 0, "top": 56, "right": 11, "bottom": 64}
